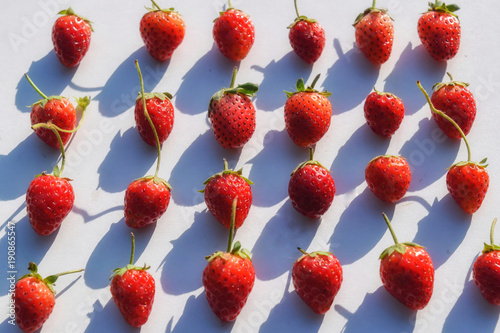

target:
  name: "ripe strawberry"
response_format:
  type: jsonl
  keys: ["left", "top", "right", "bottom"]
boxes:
{"left": 418, "top": 81, "right": 489, "bottom": 214}
{"left": 201, "top": 159, "right": 253, "bottom": 229}
{"left": 364, "top": 88, "right": 405, "bottom": 137}
{"left": 52, "top": 7, "right": 92, "bottom": 68}
{"left": 284, "top": 74, "right": 332, "bottom": 148}
{"left": 418, "top": 1, "right": 460, "bottom": 61}
{"left": 208, "top": 67, "right": 258, "bottom": 149}
{"left": 25, "top": 74, "right": 90, "bottom": 149}
{"left": 379, "top": 213, "right": 434, "bottom": 310}
{"left": 353, "top": 0, "right": 394, "bottom": 65}
{"left": 365, "top": 155, "right": 411, "bottom": 203}
{"left": 289, "top": 148, "right": 335, "bottom": 219}
{"left": 288, "top": 0, "right": 325, "bottom": 64}
{"left": 140, "top": 1, "right": 185, "bottom": 62}
{"left": 203, "top": 198, "right": 255, "bottom": 321}
{"left": 14, "top": 262, "right": 83, "bottom": 333}
{"left": 213, "top": 2, "right": 255, "bottom": 61}
{"left": 430, "top": 73, "right": 476, "bottom": 140}
{"left": 474, "top": 218, "right": 500, "bottom": 305}
{"left": 292, "top": 248, "right": 343, "bottom": 314}
{"left": 111, "top": 233, "right": 155, "bottom": 327}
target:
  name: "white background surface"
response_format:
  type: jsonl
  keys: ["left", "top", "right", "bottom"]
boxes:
{"left": 1, "top": 0, "right": 500, "bottom": 332}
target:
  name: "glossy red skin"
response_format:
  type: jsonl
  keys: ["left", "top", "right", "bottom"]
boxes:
{"left": 31, "top": 98, "right": 76, "bottom": 149}
{"left": 204, "top": 174, "right": 252, "bottom": 229}
{"left": 209, "top": 93, "right": 256, "bottom": 149}
{"left": 474, "top": 251, "right": 500, "bottom": 305}
{"left": 14, "top": 277, "right": 55, "bottom": 333}
{"left": 446, "top": 163, "right": 489, "bottom": 214}
{"left": 26, "top": 174, "right": 74, "bottom": 236}
{"left": 140, "top": 11, "right": 185, "bottom": 61}
{"left": 124, "top": 178, "right": 171, "bottom": 229}
{"left": 289, "top": 164, "right": 335, "bottom": 219}
{"left": 213, "top": 9, "right": 255, "bottom": 61}
{"left": 365, "top": 156, "right": 411, "bottom": 203}
{"left": 135, "top": 97, "right": 175, "bottom": 147}
{"left": 380, "top": 246, "right": 434, "bottom": 310}
{"left": 289, "top": 20, "right": 325, "bottom": 64}
{"left": 111, "top": 269, "right": 155, "bottom": 327}
{"left": 292, "top": 252, "right": 343, "bottom": 314}
{"left": 355, "top": 11, "right": 394, "bottom": 65}
{"left": 418, "top": 11, "right": 460, "bottom": 61}
{"left": 364, "top": 92, "right": 405, "bottom": 137}
{"left": 52, "top": 14, "right": 92, "bottom": 67}
{"left": 203, "top": 253, "right": 255, "bottom": 322}
{"left": 431, "top": 85, "right": 476, "bottom": 139}
{"left": 284, "top": 92, "right": 332, "bottom": 148}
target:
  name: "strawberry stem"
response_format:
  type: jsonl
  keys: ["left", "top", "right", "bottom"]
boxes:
{"left": 297, "top": 247, "right": 308, "bottom": 255}
{"left": 447, "top": 72, "right": 454, "bottom": 81}
{"left": 372, "top": 0, "right": 377, "bottom": 9}
{"left": 228, "top": 0, "right": 233, "bottom": 9}
{"left": 227, "top": 197, "right": 238, "bottom": 253}
{"left": 229, "top": 67, "right": 237, "bottom": 89}
{"left": 31, "top": 123, "right": 67, "bottom": 176}
{"left": 382, "top": 212, "right": 399, "bottom": 245}
{"left": 151, "top": 0, "right": 161, "bottom": 10}
{"left": 52, "top": 268, "right": 85, "bottom": 277}
{"left": 24, "top": 74, "right": 48, "bottom": 99}
{"left": 129, "top": 232, "right": 136, "bottom": 265}
{"left": 294, "top": 0, "right": 300, "bottom": 18}
{"left": 223, "top": 158, "right": 229, "bottom": 171}
{"left": 310, "top": 74, "right": 321, "bottom": 89}
{"left": 417, "top": 81, "right": 472, "bottom": 162}
{"left": 490, "top": 218, "right": 498, "bottom": 246}
{"left": 309, "top": 147, "right": 314, "bottom": 161}
{"left": 136, "top": 60, "right": 162, "bottom": 178}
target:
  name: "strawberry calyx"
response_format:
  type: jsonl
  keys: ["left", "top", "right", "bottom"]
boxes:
{"left": 200, "top": 158, "right": 253, "bottom": 191}
{"left": 353, "top": 0, "right": 392, "bottom": 26}
{"left": 285, "top": 73, "right": 331, "bottom": 98}
{"left": 288, "top": 0, "right": 317, "bottom": 28}
{"left": 372, "top": 87, "right": 399, "bottom": 99}
{"left": 58, "top": 7, "right": 94, "bottom": 32}
{"left": 291, "top": 147, "right": 328, "bottom": 176}
{"left": 135, "top": 175, "right": 173, "bottom": 191}
{"left": 380, "top": 213, "right": 423, "bottom": 260}
{"left": 367, "top": 154, "right": 405, "bottom": 165}
{"left": 433, "top": 72, "right": 469, "bottom": 91}
{"left": 110, "top": 233, "right": 150, "bottom": 280}
{"left": 448, "top": 158, "right": 488, "bottom": 170}
{"left": 145, "top": 0, "right": 177, "bottom": 14}
{"left": 426, "top": 1, "right": 460, "bottom": 17}
{"left": 483, "top": 218, "right": 500, "bottom": 254}
{"left": 136, "top": 92, "right": 173, "bottom": 102}
{"left": 19, "top": 262, "right": 84, "bottom": 294}
{"left": 296, "top": 247, "right": 331, "bottom": 261}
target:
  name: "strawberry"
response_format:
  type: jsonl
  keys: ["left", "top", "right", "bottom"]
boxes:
{"left": 213, "top": 1, "right": 255, "bottom": 61}
{"left": 284, "top": 74, "right": 332, "bottom": 148}
{"left": 429, "top": 73, "right": 476, "bottom": 140}
{"left": 203, "top": 198, "right": 255, "bottom": 322}
{"left": 288, "top": 0, "right": 325, "bottom": 64}
{"left": 140, "top": 1, "right": 185, "bottom": 62}
{"left": 365, "top": 155, "right": 411, "bottom": 203}
{"left": 473, "top": 218, "right": 500, "bottom": 305}
{"left": 418, "top": 81, "right": 489, "bottom": 214}
{"left": 25, "top": 74, "right": 90, "bottom": 149}
{"left": 201, "top": 159, "right": 253, "bottom": 230}
{"left": 364, "top": 88, "right": 405, "bottom": 137}
{"left": 111, "top": 233, "right": 155, "bottom": 327}
{"left": 353, "top": 0, "right": 394, "bottom": 65}
{"left": 14, "top": 262, "right": 83, "bottom": 333}
{"left": 418, "top": 1, "right": 460, "bottom": 61}
{"left": 208, "top": 67, "right": 258, "bottom": 149}
{"left": 379, "top": 213, "right": 434, "bottom": 310}
{"left": 124, "top": 61, "right": 173, "bottom": 229}
{"left": 292, "top": 248, "right": 343, "bottom": 314}
{"left": 52, "top": 7, "right": 92, "bottom": 68}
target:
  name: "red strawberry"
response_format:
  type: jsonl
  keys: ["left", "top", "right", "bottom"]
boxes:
{"left": 418, "top": 1, "right": 460, "bottom": 61}
{"left": 208, "top": 67, "right": 258, "bottom": 149}
{"left": 430, "top": 73, "right": 476, "bottom": 140}
{"left": 364, "top": 88, "right": 405, "bottom": 137}
{"left": 213, "top": 2, "right": 255, "bottom": 61}
{"left": 353, "top": 0, "right": 394, "bottom": 65}
{"left": 203, "top": 198, "right": 255, "bottom": 322}
{"left": 201, "top": 159, "right": 253, "bottom": 229}
{"left": 365, "top": 155, "right": 411, "bottom": 203}
{"left": 25, "top": 74, "right": 90, "bottom": 149}
{"left": 418, "top": 81, "right": 489, "bottom": 214}
{"left": 473, "top": 218, "right": 500, "bottom": 305}
{"left": 379, "top": 213, "right": 434, "bottom": 310}
{"left": 111, "top": 233, "right": 155, "bottom": 327}
{"left": 52, "top": 7, "right": 92, "bottom": 68}
{"left": 288, "top": 0, "right": 325, "bottom": 64}
{"left": 289, "top": 148, "right": 335, "bottom": 219}
{"left": 284, "top": 74, "right": 332, "bottom": 148}
{"left": 292, "top": 248, "right": 343, "bottom": 314}
{"left": 14, "top": 262, "right": 83, "bottom": 333}
{"left": 140, "top": 1, "right": 185, "bottom": 62}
